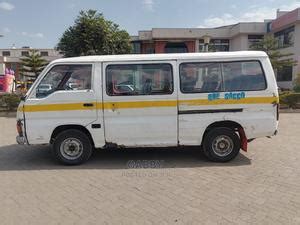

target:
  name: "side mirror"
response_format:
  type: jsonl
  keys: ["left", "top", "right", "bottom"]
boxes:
{"left": 20, "top": 95, "right": 26, "bottom": 101}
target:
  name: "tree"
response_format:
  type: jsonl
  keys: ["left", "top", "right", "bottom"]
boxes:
{"left": 57, "top": 10, "right": 131, "bottom": 57}
{"left": 250, "top": 35, "right": 297, "bottom": 71}
{"left": 293, "top": 73, "right": 300, "bottom": 92}
{"left": 19, "top": 50, "right": 48, "bottom": 81}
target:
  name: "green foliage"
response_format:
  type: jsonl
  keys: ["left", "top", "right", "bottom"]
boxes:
{"left": 20, "top": 50, "right": 48, "bottom": 82}
{"left": 279, "top": 92, "right": 300, "bottom": 108}
{"left": 293, "top": 73, "right": 300, "bottom": 92}
{"left": 250, "top": 35, "right": 297, "bottom": 71}
{"left": 57, "top": 10, "right": 131, "bottom": 57}
{"left": 0, "top": 93, "right": 21, "bottom": 111}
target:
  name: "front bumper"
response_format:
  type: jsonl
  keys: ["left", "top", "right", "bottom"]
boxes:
{"left": 16, "top": 135, "right": 27, "bottom": 145}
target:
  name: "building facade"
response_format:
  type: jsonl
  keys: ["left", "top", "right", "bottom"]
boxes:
{"left": 0, "top": 48, "right": 62, "bottom": 81}
{"left": 132, "top": 8, "right": 300, "bottom": 89}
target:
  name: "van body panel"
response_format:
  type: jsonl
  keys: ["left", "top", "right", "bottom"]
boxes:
{"left": 23, "top": 64, "right": 98, "bottom": 145}
{"left": 177, "top": 57, "right": 278, "bottom": 145}
{"left": 16, "top": 51, "right": 279, "bottom": 150}
{"left": 90, "top": 63, "right": 106, "bottom": 148}
{"left": 102, "top": 60, "right": 178, "bottom": 147}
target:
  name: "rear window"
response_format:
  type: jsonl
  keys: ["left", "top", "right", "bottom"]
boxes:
{"left": 223, "top": 61, "right": 266, "bottom": 91}
{"left": 179, "top": 60, "right": 266, "bottom": 93}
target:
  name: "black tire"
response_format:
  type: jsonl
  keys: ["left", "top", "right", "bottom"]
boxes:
{"left": 52, "top": 129, "right": 93, "bottom": 165}
{"left": 203, "top": 127, "right": 240, "bottom": 162}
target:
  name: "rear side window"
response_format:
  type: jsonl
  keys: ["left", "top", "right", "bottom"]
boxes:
{"left": 106, "top": 64, "right": 173, "bottom": 96}
{"left": 180, "top": 62, "right": 222, "bottom": 93}
{"left": 223, "top": 61, "right": 266, "bottom": 91}
{"left": 179, "top": 60, "right": 266, "bottom": 93}
{"left": 36, "top": 64, "right": 92, "bottom": 98}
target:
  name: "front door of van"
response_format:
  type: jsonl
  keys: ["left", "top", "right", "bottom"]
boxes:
{"left": 24, "top": 64, "right": 98, "bottom": 144}
{"left": 102, "top": 61, "right": 178, "bottom": 147}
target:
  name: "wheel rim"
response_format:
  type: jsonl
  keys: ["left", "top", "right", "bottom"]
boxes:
{"left": 212, "top": 135, "right": 234, "bottom": 157}
{"left": 60, "top": 138, "right": 83, "bottom": 160}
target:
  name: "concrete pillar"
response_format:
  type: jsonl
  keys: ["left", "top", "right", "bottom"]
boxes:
{"left": 195, "top": 40, "right": 199, "bottom": 52}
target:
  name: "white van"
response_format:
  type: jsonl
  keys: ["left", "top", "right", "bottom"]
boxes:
{"left": 16, "top": 51, "right": 279, "bottom": 165}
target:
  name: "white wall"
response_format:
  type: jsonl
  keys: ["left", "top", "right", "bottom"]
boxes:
{"left": 230, "top": 34, "right": 249, "bottom": 51}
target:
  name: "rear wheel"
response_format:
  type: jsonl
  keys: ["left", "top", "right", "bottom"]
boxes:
{"left": 52, "top": 129, "right": 93, "bottom": 165}
{"left": 203, "top": 127, "right": 240, "bottom": 162}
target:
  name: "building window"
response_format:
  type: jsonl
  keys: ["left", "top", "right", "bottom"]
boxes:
{"left": 164, "top": 42, "right": 188, "bottom": 53}
{"left": 131, "top": 42, "right": 141, "bottom": 54}
{"left": 277, "top": 66, "right": 293, "bottom": 81}
{"left": 145, "top": 47, "right": 155, "bottom": 54}
{"left": 274, "top": 26, "right": 294, "bottom": 48}
{"left": 141, "top": 43, "right": 155, "bottom": 54}
{"left": 2, "top": 51, "right": 10, "bottom": 56}
{"left": 199, "top": 39, "right": 229, "bottom": 52}
{"left": 21, "top": 51, "right": 29, "bottom": 57}
{"left": 40, "top": 51, "right": 48, "bottom": 57}
{"left": 248, "top": 35, "right": 264, "bottom": 49}
{"left": 106, "top": 64, "right": 173, "bottom": 96}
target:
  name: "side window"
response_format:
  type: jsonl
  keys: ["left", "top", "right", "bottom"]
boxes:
{"left": 223, "top": 61, "right": 266, "bottom": 91}
{"left": 36, "top": 64, "right": 92, "bottom": 98}
{"left": 180, "top": 62, "right": 222, "bottom": 93}
{"left": 106, "top": 64, "right": 173, "bottom": 96}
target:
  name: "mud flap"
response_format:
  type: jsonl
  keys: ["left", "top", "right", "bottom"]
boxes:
{"left": 238, "top": 128, "right": 247, "bottom": 152}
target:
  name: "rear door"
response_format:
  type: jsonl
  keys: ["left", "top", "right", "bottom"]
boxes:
{"left": 102, "top": 61, "right": 178, "bottom": 147}
{"left": 177, "top": 58, "right": 277, "bottom": 145}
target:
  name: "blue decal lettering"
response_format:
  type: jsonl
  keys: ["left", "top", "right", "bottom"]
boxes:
{"left": 224, "top": 92, "right": 246, "bottom": 100}
{"left": 241, "top": 92, "right": 245, "bottom": 98}
{"left": 208, "top": 93, "right": 220, "bottom": 101}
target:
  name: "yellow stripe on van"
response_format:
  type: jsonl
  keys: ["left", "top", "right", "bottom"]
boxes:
{"left": 20, "top": 96, "right": 278, "bottom": 112}
{"left": 102, "top": 100, "right": 177, "bottom": 109}
{"left": 23, "top": 102, "right": 97, "bottom": 112}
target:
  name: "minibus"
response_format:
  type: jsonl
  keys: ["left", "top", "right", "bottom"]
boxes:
{"left": 16, "top": 51, "right": 279, "bottom": 165}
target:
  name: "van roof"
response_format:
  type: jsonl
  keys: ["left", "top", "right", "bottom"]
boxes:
{"left": 52, "top": 51, "right": 268, "bottom": 64}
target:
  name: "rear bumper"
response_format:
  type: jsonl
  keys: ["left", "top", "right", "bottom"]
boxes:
{"left": 16, "top": 135, "right": 28, "bottom": 145}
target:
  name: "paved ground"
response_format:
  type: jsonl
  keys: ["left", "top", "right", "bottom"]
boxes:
{"left": 0, "top": 114, "right": 299, "bottom": 225}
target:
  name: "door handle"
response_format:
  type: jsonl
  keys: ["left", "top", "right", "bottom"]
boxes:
{"left": 111, "top": 103, "right": 116, "bottom": 112}
{"left": 83, "top": 103, "right": 94, "bottom": 107}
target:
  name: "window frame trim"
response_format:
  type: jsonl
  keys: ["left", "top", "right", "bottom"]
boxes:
{"left": 179, "top": 60, "right": 268, "bottom": 94}
{"left": 105, "top": 63, "right": 174, "bottom": 96}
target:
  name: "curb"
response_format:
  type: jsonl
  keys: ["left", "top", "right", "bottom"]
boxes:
{"left": 279, "top": 109, "right": 300, "bottom": 113}
{"left": 0, "top": 111, "right": 17, "bottom": 117}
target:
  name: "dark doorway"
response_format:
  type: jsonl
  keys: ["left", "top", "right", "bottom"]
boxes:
{"left": 164, "top": 42, "right": 188, "bottom": 53}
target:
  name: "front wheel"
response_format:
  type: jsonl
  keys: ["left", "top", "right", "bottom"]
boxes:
{"left": 203, "top": 127, "right": 240, "bottom": 162}
{"left": 52, "top": 129, "right": 93, "bottom": 165}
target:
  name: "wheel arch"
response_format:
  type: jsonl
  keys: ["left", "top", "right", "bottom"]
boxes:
{"left": 202, "top": 120, "right": 247, "bottom": 150}
{"left": 50, "top": 124, "right": 95, "bottom": 147}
